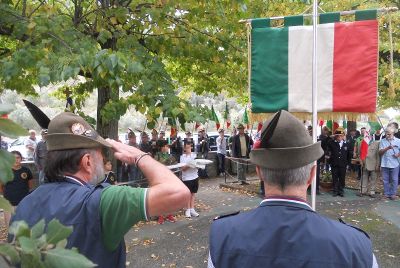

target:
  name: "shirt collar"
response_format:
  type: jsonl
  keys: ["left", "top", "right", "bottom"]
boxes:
{"left": 64, "top": 175, "right": 87, "bottom": 186}
{"left": 260, "top": 196, "right": 312, "bottom": 210}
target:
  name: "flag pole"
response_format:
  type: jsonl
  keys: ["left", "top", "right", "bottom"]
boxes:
{"left": 311, "top": 0, "right": 318, "bottom": 211}
{"left": 238, "top": 7, "right": 398, "bottom": 23}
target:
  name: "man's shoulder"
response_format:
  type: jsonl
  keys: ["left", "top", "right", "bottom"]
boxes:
{"left": 211, "top": 206, "right": 370, "bottom": 241}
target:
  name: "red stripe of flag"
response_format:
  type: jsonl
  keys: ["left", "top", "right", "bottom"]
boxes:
{"left": 332, "top": 20, "right": 378, "bottom": 112}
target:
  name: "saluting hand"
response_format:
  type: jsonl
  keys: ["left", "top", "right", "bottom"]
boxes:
{"left": 106, "top": 139, "right": 146, "bottom": 164}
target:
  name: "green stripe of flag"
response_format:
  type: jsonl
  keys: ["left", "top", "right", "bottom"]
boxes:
{"left": 320, "top": 12, "right": 340, "bottom": 24}
{"left": 251, "top": 27, "right": 288, "bottom": 112}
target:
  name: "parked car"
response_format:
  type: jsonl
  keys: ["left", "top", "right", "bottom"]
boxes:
{"left": 8, "top": 136, "right": 41, "bottom": 161}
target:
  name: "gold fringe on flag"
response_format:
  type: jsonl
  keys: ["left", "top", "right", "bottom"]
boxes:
{"left": 250, "top": 111, "right": 377, "bottom": 123}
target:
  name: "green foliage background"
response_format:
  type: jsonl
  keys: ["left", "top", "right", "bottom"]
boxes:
{"left": 0, "top": 0, "right": 399, "bottom": 134}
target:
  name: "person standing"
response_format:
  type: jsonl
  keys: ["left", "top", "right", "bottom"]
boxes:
{"left": 379, "top": 127, "right": 400, "bottom": 200}
{"left": 354, "top": 127, "right": 367, "bottom": 179}
{"left": 232, "top": 124, "right": 252, "bottom": 185}
{"left": 10, "top": 111, "right": 190, "bottom": 268}
{"left": 24, "top": 129, "right": 37, "bottom": 160}
{"left": 139, "top": 132, "right": 152, "bottom": 153}
{"left": 184, "top": 131, "right": 195, "bottom": 152}
{"left": 216, "top": 129, "right": 227, "bottom": 176}
{"left": 127, "top": 130, "right": 140, "bottom": 184}
{"left": 197, "top": 128, "right": 210, "bottom": 179}
{"left": 150, "top": 129, "right": 159, "bottom": 156}
{"left": 155, "top": 140, "right": 178, "bottom": 224}
{"left": 357, "top": 135, "right": 380, "bottom": 198}
{"left": 34, "top": 129, "right": 48, "bottom": 184}
{"left": 208, "top": 110, "right": 377, "bottom": 268}
{"left": 103, "top": 159, "right": 117, "bottom": 185}
{"left": 327, "top": 128, "right": 351, "bottom": 197}
{"left": 347, "top": 129, "right": 358, "bottom": 173}
{"left": 180, "top": 141, "right": 200, "bottom": 218}
{"left": 0, "top": 151, "right": 33, "bottom": 230}
{"left": 170, "top": 132, "right": 183, "bottom": 161}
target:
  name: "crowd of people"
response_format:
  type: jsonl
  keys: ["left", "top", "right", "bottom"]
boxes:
{"left": 315, "top": 122, "right": 400, "bottom": 200}
{"left": 0, "top": 107, "right": 390, "bottom": 267}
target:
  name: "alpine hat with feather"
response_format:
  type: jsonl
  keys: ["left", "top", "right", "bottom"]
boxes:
{"left": 250, "top": 110, "right": 323, "bottom": 169}
{"left": 23, "top": 100, "right": 111, "bottom": 151}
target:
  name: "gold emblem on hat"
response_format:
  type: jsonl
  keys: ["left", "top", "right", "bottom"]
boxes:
{"left": 71, "top": 123, "right": 85, "bottom": 135}
{"left": 21, "top": 172, "right": 28, "bottom": 179}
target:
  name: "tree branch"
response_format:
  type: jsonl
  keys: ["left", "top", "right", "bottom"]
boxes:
{"left": 165, "top": 15, "right": 243, "bottom": 52}
{"left": 28, "top": 0, "right": 46, "bottom": 18}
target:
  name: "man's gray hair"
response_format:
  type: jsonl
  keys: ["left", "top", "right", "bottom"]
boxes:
{"left": 260, "top": 163, "right": 314, "bottom": 191}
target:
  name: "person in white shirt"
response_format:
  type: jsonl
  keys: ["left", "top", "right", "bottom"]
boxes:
{"left": 216, "top": 129, "right": 227, "bottom": 176}
{"left": 180, "top": 141, "right": 200, "bottom": 218}
{"left": 24, "top": 129, "right": 37, "bottom": 160}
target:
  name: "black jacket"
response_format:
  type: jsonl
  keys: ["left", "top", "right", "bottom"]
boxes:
{"left": 232, "top": 134, "right": 252, "bottom": 158}
{"left": 327, "top": 139, "right": 351, "bottom": 168}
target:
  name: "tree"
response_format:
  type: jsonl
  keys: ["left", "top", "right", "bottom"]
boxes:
{"left": 0, "top": 0, "right": 398, "bottom": 140}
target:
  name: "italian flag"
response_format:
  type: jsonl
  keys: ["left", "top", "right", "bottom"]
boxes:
{"left": 360, "top": 130, "right": 371, "bottom": 161}
{"left": 251, "top": 20, "right": 378, "bottom": 113}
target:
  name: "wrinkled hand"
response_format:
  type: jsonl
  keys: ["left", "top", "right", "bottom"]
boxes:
{"left": 106, "top": 139, "right": 145, "bottom": 164}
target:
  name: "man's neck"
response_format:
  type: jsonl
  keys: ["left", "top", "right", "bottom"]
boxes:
{"left": 265, "top": 185, "right": 308, "bottom": 201}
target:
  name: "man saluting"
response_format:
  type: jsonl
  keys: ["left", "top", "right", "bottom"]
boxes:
{"left": 10, "top": 106, "right": 190, "bottom": 268}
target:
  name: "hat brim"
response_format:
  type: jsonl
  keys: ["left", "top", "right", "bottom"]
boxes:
{"left": 46, "top": 133, "right": 112, "bottom": 151}
{"left": 250, "top": 142, "right": 323, "bottom": 169}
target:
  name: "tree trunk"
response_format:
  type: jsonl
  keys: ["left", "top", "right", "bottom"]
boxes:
{"left": 97, "top": 86, "right": 119, "bottom": 173}
{"left": 97, "top": 86, "right": 118, "bottom": 140}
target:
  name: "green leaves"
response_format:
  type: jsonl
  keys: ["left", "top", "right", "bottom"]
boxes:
{"left": 45, "top": 248, "right": 96, "bottom": 268}
{"left": 46, "top": 219, "right": 73, "bottom": 245}
{"left": 1, "top": 219, "right": 96, "bottom": 267}
{"left": 9, "top": 221, "right": 30, "bottom": 239}
{"left": 0, "top": 118, "right": 27, "bottom": 138}
{"left": 0, "top": 196, "right": 13, "bottom": 213}
{"left": 31, "top": 220, "right": 45, "bottom": 240}
{"left": 0, "top": 244, "right": 20, "bottom": 265}
{"left": 0, "top": 150, "right": 15, "bottom": 184}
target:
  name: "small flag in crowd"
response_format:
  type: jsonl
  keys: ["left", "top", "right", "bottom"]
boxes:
{"left": 170, "top": 127, "right": 176, "bottom": 137}
{"left": 326, "top": 120, "right": 339, "bottom": 133}
{"left": 257, "top": 122, "right": 263, "bottom": 132}
{"left": 243, "top": 107, "right": 249, "bottom": 129}
{"left": 359, "top": 130, "right": 371, "bottom": 161}
{"left": 368, "top": 121, "right": 381, "bottom": 133}
{"left": 224, "top": 102, "right": 231, "bottom": 129}
{"left": 211, "top": 105, "right": 220, "bottom": 130}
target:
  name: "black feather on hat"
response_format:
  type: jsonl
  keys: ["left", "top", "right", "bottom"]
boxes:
{"left": 23, "top": 101, "right": 111, "bottom": 151}
{"left": 23, "top": 100, "right": 50, "bottom": 129}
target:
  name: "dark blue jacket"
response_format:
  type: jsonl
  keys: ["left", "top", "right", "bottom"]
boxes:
{"left": 210, "top": 200, "right": 373, "bottom": 268}
{"left": 327, "top": 139, "right": 351, "bottom": 168}
{"left": 10, "top": 178, "right": 125, "bottom": 268}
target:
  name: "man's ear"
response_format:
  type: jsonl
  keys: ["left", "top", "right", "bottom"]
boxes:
{"left": 306, "top": 165, "right": 317, "bottom": 187}
{"left": 80, "top": 153, "right": 92, "bottom": 173}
